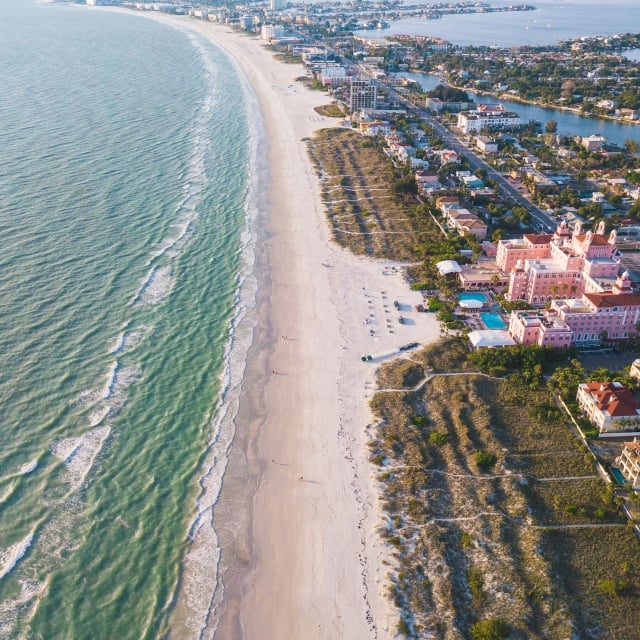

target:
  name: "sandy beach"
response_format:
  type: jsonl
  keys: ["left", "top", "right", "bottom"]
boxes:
{"left": 106, "top": 12, "right": 441, "bottom": 639}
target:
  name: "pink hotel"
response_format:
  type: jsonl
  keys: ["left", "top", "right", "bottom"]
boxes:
{"left": 497, "top": 221, "right": 640, "bottom": 347}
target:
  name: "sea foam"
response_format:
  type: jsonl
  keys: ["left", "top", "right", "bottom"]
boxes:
{"left": 51, "top": 426, "right": 111, "bottom": 489}
{"left": 18, "top": 460, "right": 38, "bottom": 475}
{"left": 0, "top": 531, "right": 34, "bottom": 581}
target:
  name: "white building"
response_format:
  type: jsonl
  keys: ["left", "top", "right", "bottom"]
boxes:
{"left": 457, "top": 104, "right": 521, "bottom": 134}
{"left": 581, "top": 134, "right": 606, "bottom": 151}
{"left": 261, "top": 25, "right": 285, "bottom": 41}
{"left": 615, "top": 440, "right": 640, "bottom": 489}
{"left": 475, "top": 136, "right": 498, "bottom": 153}
{"left": 577, "top": 381, "right": 640, "bottom": 435}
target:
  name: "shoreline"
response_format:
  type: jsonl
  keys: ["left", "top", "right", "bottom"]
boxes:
{"left": 97, "top": 9, "right": 442, "bottom": 639}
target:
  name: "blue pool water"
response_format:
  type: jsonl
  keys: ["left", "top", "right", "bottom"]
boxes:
{"left": 610, "top": 467, "right": 629, "bottom": 486}
{"left": 459, "top": 292, "right": 490, "bottom": 304}
{"left": 481, "top": 312, "right": 507, "bottom": 330}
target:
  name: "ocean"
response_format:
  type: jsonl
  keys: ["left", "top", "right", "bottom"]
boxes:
{"left": 0, "top": 1, "right": 259, "bottom": 638}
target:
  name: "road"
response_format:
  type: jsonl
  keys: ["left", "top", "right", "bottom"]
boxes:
{"left": 386, "top": 85, "right": 557, "bottom": 232}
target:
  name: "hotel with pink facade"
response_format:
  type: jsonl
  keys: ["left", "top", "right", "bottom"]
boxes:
{"left": 497, "top": 221, "right": 640, "bottom": 347}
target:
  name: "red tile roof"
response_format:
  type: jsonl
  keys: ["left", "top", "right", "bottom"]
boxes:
{"left": 523, "top": 233, "right": 553, "bottom": 245}
{"left": 582, "top": 381, "right": 640, "bottom": 417}
{"left": 583, "top": 292, "right": 640, "bottom": 308}
{"left": 575, "top": 233, "right": 611, "bottom": 245}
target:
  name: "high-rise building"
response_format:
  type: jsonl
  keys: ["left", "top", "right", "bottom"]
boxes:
{"left": 270, "top": 0, "right": 286, "bottom": 9}
{"left": 349, "top": 78, "right": 377, "bottom": 113}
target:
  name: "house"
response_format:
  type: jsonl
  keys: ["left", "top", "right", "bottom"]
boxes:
{"left": 475, "top": 136, "right": 498, "bottom": 153}
{"left": 619, "top": 108, "right": 639, "bottom": 121}
{"left": 433, "top": 149, "right": 459, "bottom": 164}
{"left": 359, "top": 120, "right": 392, "bottom": 137}
{"left": 581, "top": 134, "right": 606, "bottom": 151}
{"left": 577, "top": 381, "right": 640, "bottom": 435}
{"left": 415, "top": 170, "right": 440, "bottom": 193}
{"left": 461, "top": 175, "right": 484, "bottom": 189}
{"left": 614, "top": 440, "right": 640, "bottom": 488}
{"left": 630, "top": 359, "right": 640, "bottom": 382}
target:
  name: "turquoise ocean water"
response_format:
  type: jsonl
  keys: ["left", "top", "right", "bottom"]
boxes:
{"left": 0, "top": 2, "right": 258, "bottom": 637}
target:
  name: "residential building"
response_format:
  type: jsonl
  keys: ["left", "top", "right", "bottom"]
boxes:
{"left": 615, "top": 440, "right": 640, "bottom": 488}
{"left": 444, "top": 208, "right": 487, "bottom": 240}
{"left": 261, "top": 24, "right": 285, "bottom": 41}
{"left": 577, "top": 381, "right": 640, "bottom": 435}
{"left": 432, "top": 149, "right": 459, "bottom": 164}
{"left": 475, "top": 136, "right": 498, "bottom": 153}
{"left": 349, "top": 78, "right": 377, "bottom": 113}
{"left": 630, "top": 359, "right": 640, "bottom": 382}
{"left": 425, "top": 98, "right": 474, "bottom": 113}
{"left": 619, "top": 108, "right": 639, "bottom": 121}
{"left": 414, "top": 170, "right": 440, "bottom": 193}
{"left": 581, "top": 134, "right": 606, "bottom": 151}
{"left": 359, "top": 120, "right": 392, "bottom": 137}
{"left": 457, "top": 104, "right": 521, "bottom": 134}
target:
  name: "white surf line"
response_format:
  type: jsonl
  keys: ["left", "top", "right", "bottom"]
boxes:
{"left": 109, "top": 321, "right": 130, "bottom": 354}
{"left": 102, "top": 360, "right": 119, "bottom": 401}
{"left": 145, "top": 217, "right": 194, "bottom": 266}
{"left": 0, "top": 530, "right": 35, "bottom": 581}
{"left": 130, "top": 266, "right": 157, "bottom": 305}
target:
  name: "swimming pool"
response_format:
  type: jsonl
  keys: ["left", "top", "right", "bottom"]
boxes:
{"left": 610, "top": 467, "right": 629, "bottom": 486}
{"left": 459, "top": 292, "right": 491, "bottom": 304}
{"left": 481, "top": 312, "right": 507, "bottom": 330}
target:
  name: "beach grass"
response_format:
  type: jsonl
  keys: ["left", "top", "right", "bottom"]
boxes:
{"left": 306, "top": 128, "right": 443, "bottom": 260}
{"left": 369, "top": 340, "right": 640, "bottom": 639}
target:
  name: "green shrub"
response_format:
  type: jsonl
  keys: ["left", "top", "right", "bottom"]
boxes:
{"left": 429, "top": 431, "right": 448, "bottom": 446}
{"left": 470, "top": 618, "right": 509, "bottom": 640}
{"left": 411, "top": 415, "right": 430, "bottom": 427}
{"left": 598, "top": 578, "right": 629, "bottom": 597}
{"left": 467, "top": 568, "right": 485, "bottom": 603}
{"left": 475, "top": 450, "right": 498, "bottom": 470}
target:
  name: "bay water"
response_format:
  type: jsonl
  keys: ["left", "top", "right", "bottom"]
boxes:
{"left": 357, "top": 0, "right": 640, "bottom": 47}
{"left": 0, "top": 2, "right": 258, "bottom": 637}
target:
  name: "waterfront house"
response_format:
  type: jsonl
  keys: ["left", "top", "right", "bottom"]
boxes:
{"left": 581, "top": 134, "right": 606, "bottom": 151}
{"left": 577, "top": 381, "right": 640, "bottom": 435}
{"left": 457, "top": 104, "right": 521, "bottom": 134}
{"left": 615, "top": 440, "right": 640, "bottom": 489}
